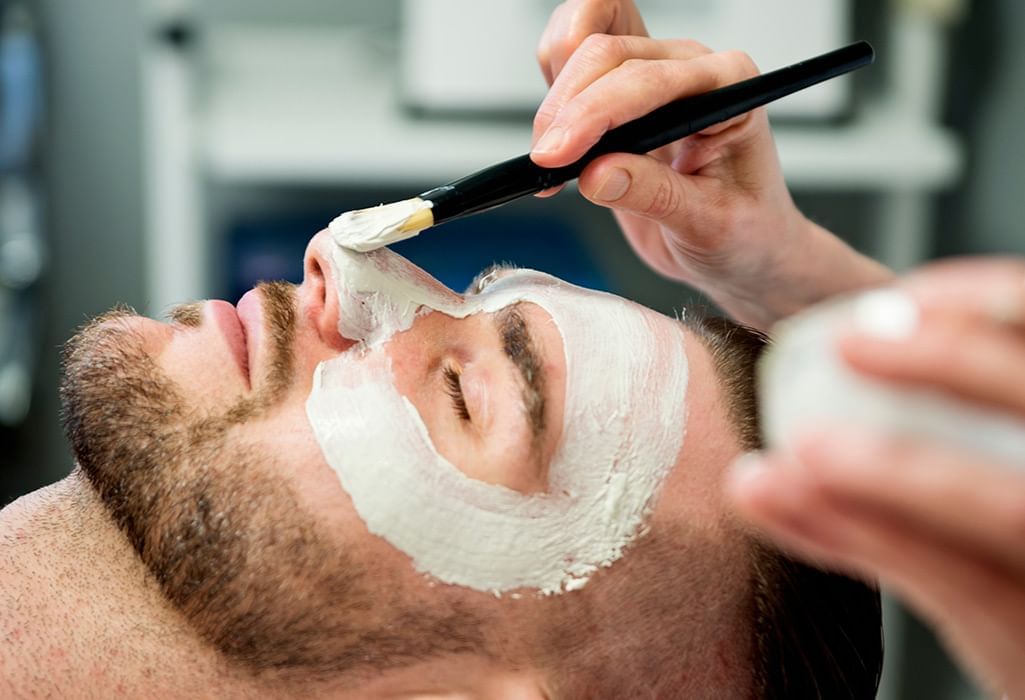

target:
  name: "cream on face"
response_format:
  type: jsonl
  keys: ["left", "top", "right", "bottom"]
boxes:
{"left": 305, "top": 236, "right": 689, "bottom": 594}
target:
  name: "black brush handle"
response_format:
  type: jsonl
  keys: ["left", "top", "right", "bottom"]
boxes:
{"left": 421, "top": 41, "right": 874, "bottom": 225}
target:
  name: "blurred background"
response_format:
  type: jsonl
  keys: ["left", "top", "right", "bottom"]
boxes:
{"left": 1, "top": 0, "right": 1021, "bottom": 696}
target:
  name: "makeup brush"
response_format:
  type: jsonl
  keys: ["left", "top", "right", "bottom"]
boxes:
{"left": 332, "top": 41, "right": 874, "bottom": 252}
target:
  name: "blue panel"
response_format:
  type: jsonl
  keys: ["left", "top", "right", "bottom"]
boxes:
{"left": 225, "top": 211, "right": 609, "bottom": 303}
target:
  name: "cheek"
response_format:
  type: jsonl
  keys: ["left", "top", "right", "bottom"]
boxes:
{"left": 234, "top": 397, "right": 330, "bottom": 489}
{"left": 258, "top": 397, "right": 453, "bottom": 578}
{"left": 236, "top": 401, "right": 342, "bottom": 509}
{"left": 238, "top": 403, "right": 436, "bottom": 584}
{"left": 382, "top": 315, "right": 542, "bottom": 492}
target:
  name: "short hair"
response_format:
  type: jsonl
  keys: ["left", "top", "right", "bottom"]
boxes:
{"left": 686, "top": 314, "right": 884, "bottom": 699}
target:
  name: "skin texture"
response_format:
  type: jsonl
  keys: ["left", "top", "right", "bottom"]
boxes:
{"left": 729, "top": 258, "right": 1025, "bottom": 700}
{"left": 532, "top": 0, "right": 893, "bottom": 330}
{"left": 0, "top": 230, "right": 754, "bottom": 698}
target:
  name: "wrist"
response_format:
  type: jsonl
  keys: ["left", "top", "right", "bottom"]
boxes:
{"left": 704, "top": 215, "right": 895, "bottom": 331}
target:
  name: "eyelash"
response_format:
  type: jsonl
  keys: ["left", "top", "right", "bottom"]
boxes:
{"left": 443, "top": 365, "right": 471, "bottom": 422}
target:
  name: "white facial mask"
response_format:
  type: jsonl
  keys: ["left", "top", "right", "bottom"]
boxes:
{"left": 305, "top": 238, "right": 689, "bottom": 594}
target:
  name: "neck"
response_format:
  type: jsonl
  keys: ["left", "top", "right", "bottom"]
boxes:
{"left": 0, "top": 473, "right": 550, "bottom": 699}
{"left": 0, "top": 471, "right": 257, "bottom": 698}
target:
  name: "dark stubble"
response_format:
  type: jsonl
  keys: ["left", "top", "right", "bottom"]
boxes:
{"left": 59, "top": 282, "right": 486, "bottom": 684}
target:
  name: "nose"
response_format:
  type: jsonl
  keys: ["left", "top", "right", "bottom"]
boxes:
{"left": 301, "top": 229, "right": 464, "bottom": 348}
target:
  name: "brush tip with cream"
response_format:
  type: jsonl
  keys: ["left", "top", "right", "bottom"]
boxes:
{"left": 329, "top": 197, "right": 435, "bottom": 252}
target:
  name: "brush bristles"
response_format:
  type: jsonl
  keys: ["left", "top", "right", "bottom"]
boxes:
{"left": 329, "top": 197, "right": 437, "bottom": 252}
{"left": 399, "top": 207, "right": 435, "bottom": 233}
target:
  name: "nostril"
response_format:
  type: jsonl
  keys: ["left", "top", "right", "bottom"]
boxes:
{"left": 308, "top": 252, "right": 351, "bottom": 352}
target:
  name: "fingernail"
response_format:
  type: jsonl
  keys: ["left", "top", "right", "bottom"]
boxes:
{"left": 851, "top": 289, "right": 920, "bottom": 341}
{"left": 532, "top": 126, "right": 567, "bottom": 155}
{"left": 594, "top": 167, "right": 631, "bottom": 202}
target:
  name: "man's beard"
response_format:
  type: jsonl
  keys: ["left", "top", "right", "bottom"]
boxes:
{"left": 58, "top": 282, "right": 487, "bottom": 683}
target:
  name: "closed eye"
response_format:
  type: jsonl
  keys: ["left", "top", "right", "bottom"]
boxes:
{"left": 443, "top": 364, "right": 471, "bottom": 422}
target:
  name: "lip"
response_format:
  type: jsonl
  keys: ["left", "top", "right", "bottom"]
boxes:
{"left": 208, "top": 300, "right": 250, "bottom": 388}
{"left": 236, "top": 288, "right": 263, "bottom": 388}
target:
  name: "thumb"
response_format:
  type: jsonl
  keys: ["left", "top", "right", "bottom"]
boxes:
{"left": 578, "top": 153, "right": 702, "bottom": 228}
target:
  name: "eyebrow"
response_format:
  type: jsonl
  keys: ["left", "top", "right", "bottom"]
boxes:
{"left": 494, "top": 304, "right": 546, "bottom": 445}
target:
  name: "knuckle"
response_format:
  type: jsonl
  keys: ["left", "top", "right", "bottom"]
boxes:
{"left": 533, "top": 102, "right": 561, "bottom": 131}
{"left": 554, "top": 34, "right": 577, "bottom": 63}
{"left": 672, "top": 38, "right": 713, "bottom": 55}
{"left": 579, "top": 32, "right": 621, "bottom": 61}
{"left": 721, "top": 49, "right": 760, "bottom": 77}
{"left": 567, "top": 102, "right": 607, "bottom": 142}
{"left": 690, "top": 39, "right": 714, "bottom": 54}
{"left": 536, "top": 39, "right": 550, "bottom": 63}
{"left": 619, "top": 56, "right": 647, "bottom": 74}
{"left": 579, "top": 32, "right": 609, "bottom": 50}
{"left": 643, "top": 179, "right": 682, "bottom": 219}
{"left": 620, "top": 57, "right": 666, "bottom": 93}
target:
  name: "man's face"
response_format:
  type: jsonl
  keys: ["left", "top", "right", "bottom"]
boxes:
{"left": 60, "top": 229, "right": 748, "bottom": 685}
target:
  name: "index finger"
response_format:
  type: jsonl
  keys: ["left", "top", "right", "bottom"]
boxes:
{"left": 538, "top": 0, "right": 649, "bottom": 83}
{"left": 532, "top": 50, "right": 759, "bottom": 168}
{"left": 532, "top": 35, "right": 711, "bottom": 146}
{"left": 536, "top": 2, "right": 570, "bottom": 86}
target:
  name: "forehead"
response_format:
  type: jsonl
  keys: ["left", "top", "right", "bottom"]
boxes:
{"left": 474, "top": 268, "right": 663, "bottom": 322}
